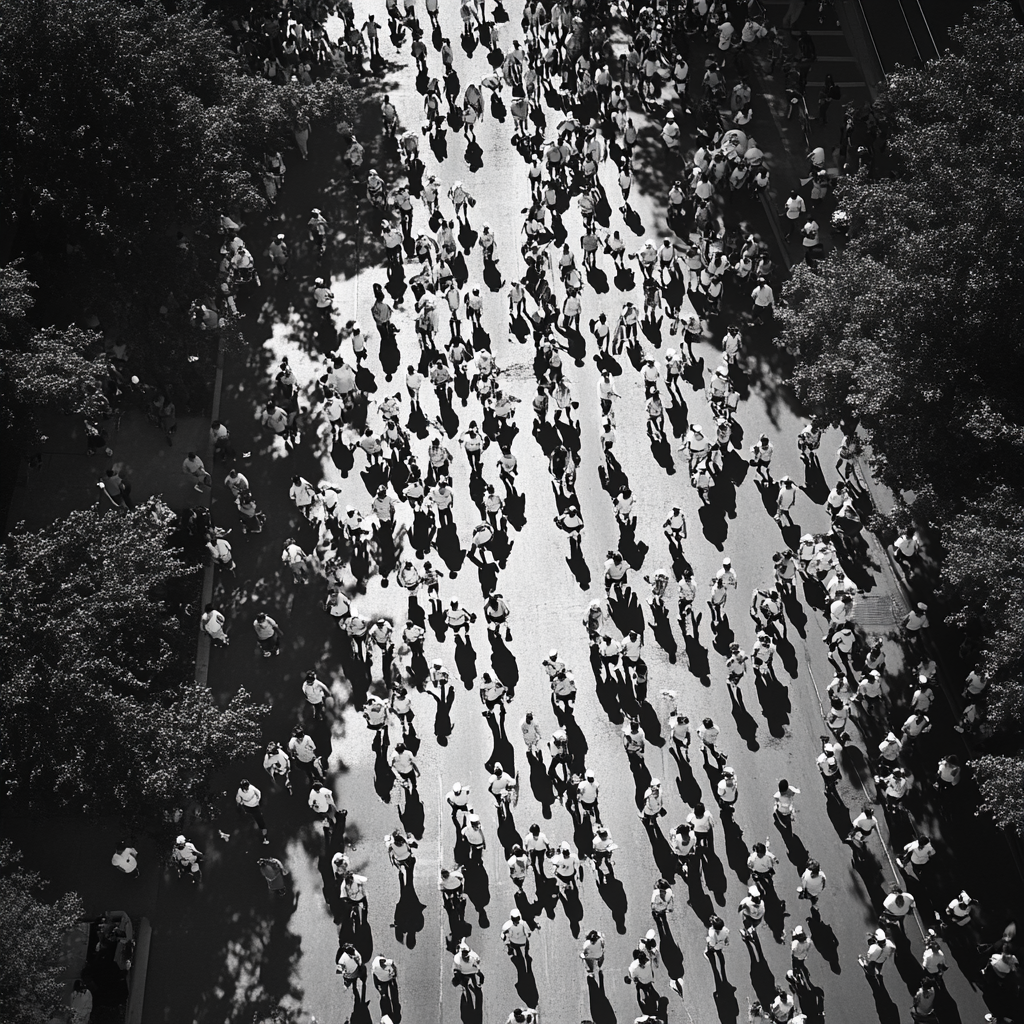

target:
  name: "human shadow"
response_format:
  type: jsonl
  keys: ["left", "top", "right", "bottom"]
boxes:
{"left": 392, "top": 874, "right": 426, "bottom": 949}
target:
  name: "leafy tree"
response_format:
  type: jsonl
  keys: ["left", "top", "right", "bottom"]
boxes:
{"left": 971, "top": 755, "right": 1024, "bottom": 839}
{"left": 0, "top": 262, "right": 109, "bottom": 444}
{"left": 0, "top": 0, "right": 352, "bottom": 389}
{"left": 0, "top": 502, "right": 267, "bottom": 827}
{"left": 776, "top": 0, "right": 1024, "bottom": 827}
{"left": 0, "top": 840, "right": 85, "bottom": 1024}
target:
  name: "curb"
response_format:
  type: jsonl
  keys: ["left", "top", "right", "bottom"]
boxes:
{"left": 193, "top": 336, "right": 226, "bottom": 689}
{"left": 126, "top": 916, "right": 152, "bottom": 1024}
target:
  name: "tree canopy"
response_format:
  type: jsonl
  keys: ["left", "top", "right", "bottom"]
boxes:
{"left": 0, "top": 262, "right": 108, "bottom": 445}
{"left": 776, "top": 0, "right": 1024, "bottom": 832}
{"left": 0, "top": 0, "right": 352, "bottom": 391}
{"left": 0, "top": 503, "right": 266, "bottom": 827}
{"left": 0, "top": 840, "right": 85, "bottom": 1024}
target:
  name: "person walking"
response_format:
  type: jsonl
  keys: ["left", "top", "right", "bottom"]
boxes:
{"left": 258, "top": 857, "right": 290, "bottom": 897}
{"left": 201, "top": 604, "right": 230, "bottom": 646}
{"left": 182, "top": 451, "right": 212, "bottom": 492}
{"left": 501, "top": 909, "right": 533, "bottom": 965}
{"left": 263, "top": 741, "right": 292, "bottom": 794}
{"left": 651, "top": 878, "right": 675, "bottom": 927}
{"left": 858, "top": 929, "right": 896, "bottom": 980}
{"left": 384, "top": 829, "right": 418, "bottom": 882}
{"left": 773, "top": 780, "right": 801, "bottom": 831}
{"left": 111, "top": 841, "right": 140, "bottom": 878}
{"left": 798, "top": 861, "right": 827, "bottom": 914}
{"left": 308, "top": 780, "right": 339, "bottom": 837}
{"left": 172, "top": 835, "right": 203, "bottom": 884}
{"left": 289, "top": 725, "right": 325, "bottom": 784}
{"left": 372, "top": 955, "right": 399, "bottom": 1007}
{"left": 705, "top": 916, "right": 730, "bottom": 977}
{"left": 698, "top": 717, "right": 727, "bottom": 765}
{"left": 252, "top": 612, "right": 282, "bottom": 657}
{"left": 301, "top": 670, "right": 331, "bottom": 718}
{"left": 236, "top": 779, "right": 269, "bottom": 844}
{"left": 336, "top": 943, "right": 367, "bottom": 1001}
{"left": 581, "top": 929, "right": 606, "bottom": 978}
{"left": 788, "top": 925, "right": 813, "bottom": 987}
{"left": 452, "top": 941, "right": 484, "bottom": 990}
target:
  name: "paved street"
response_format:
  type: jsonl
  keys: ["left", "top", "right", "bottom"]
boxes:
{"left": 121, "top": 3, "right": 1011, "bottom": 1024}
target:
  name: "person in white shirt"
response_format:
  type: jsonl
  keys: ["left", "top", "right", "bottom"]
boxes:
{"left": 798, "top": 860, "right": 827, "bottom": 911}
{"left": 520, "top": 713, "right": 542, "bottom": 760}
{"left": 738, "top": 886, "right": 766, "bottom": 939}
{"left": 773, "top": 780, "right": 800, "bottom": 830}
{"left": 301, "top": 670, "right": 331, "bottom": 719}
{"left": 304, "top": 769, "right": 336, "bottom": 828}
{"left": 651, "top": 878, "right": 675, "bottom": 922}
{"left": 783, "top": 189, "right": 807, "bottom": 238}
{"left": 639, "top": 780, "right": 665, "bottom": 827}
{"left": 172, "top": 835, "right": 203, "bottom": 882}
{"left": 445, "top": 782, "right": 471, "bottom": 825}
{"left": 581, "top": 929, "right": 606, "bottom": 976}
{"left": 751, "top": 278, "right": 775, "bottom": 324}
{"left": 716, "top": 767, "right": 739, "bottom": 817}
{"left": 201, "top": 604, "right": 230, "bottom": 646}
{"left": 501, "top": 909, "right": 532, "bottom": 962}
{"left": 452, "top": 942, "right": 483, "bottom": 988}
{"left": 705, "top": 916, "right": 730, "bottom": 973}
{"left": 553, "top": 842, "right": 580, "bottom": 893}
{"left": 577, "top": 770, "right": 601, "bottom": 822}
{"left": 336, "top": 943, "right": 365, "bottom": 997}
{"left": 235, "top": 779, "right": 268, "bottom": 843}
{"left": 111, "top": 841, "right": 139, "bottom": 877}
{"left": 858, "top": 929, "right": 896, "bottom": 978}
{"left": 390, "top": 743, "right": 421, "bottom": 793}
{"left": 687, "top": 802, "right": 715, "bottom": 851}
{"left": 461, "top": 814, "right": 487, "bottom": 863}
{"left": 288, "top": 725, "right": 324, "bottom": 783}
{"left": 372, "top": 955, "right": 399, "bottom": 1004}
{"left": 846, "top": 804, "right": 878, "bottom": 853}
{"left": 899, "top": 836, "right": 937, "bottom": 879}
{"left": 788, "top": 925, "right": 813, "bottom": 986}
{"left": 881, "top": 886, "right": 915, "bottom": 932}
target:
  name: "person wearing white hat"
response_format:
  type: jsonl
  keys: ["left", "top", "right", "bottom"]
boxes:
{"left": 639, "top": 779, "right": 665, "bottom": 827}
{"left": 577, "top": 770, "right": 601, "bottom": 822}
{"left": 775, "top": 475, "right": 797, "bottom": 526}
{"left": 171, "top": 835, "right": 203, "bottom": 883}
{"left": 461, "top": 814, "right": 487, "bottom": 863}
{"left": 501, "top": 909, "right": 533, "bottom": 963}
{"left": 445, "top": 781, "right": 471, "bottom": 826}
{"left": 716, "top": 767, "right": 739, "bottom": 817}
{"left": 451, "top": 941, "right": 483, "bottom": 989}
{"left": 738, "top": 886, "right": 765, "bottom": 940}
{"left": 858, "top": 929, "right": 896, "bottom": 978}
{"left": 788, "top": 925, "right": 813, "bottom": 986}
{"left": 553, "top": 841, "right": 580, "bottom": 892}
{"left": 662, "top": 110, "right": 681, "bottom": 150}
{"left": 903, "top": 602, "right": 930, "bottom": 636}
{"left": 708, "top": 571, "right": 730, "bottom": 625}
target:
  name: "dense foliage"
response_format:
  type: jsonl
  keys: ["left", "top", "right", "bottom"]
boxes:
{"left": 0, "top": 0, "right": 352, "bottom": 395}
{"left": 0, "top": 262, "right": 108, "bottom": 445}
{"left": 0, "top": 841, "right": 85, "bottom": 1024}
{"left": 776, "top": 0, "right": 1024, "bottom": 833}
{"left": 0, "top": 504, "right": 267, "bottom": 827}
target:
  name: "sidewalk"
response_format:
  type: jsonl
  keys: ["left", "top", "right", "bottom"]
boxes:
{"left": 754, "top": 0, "right": 1024, "bottom": 954}
{"left": 5, "top": 409, "right": 209, "bottom": 534}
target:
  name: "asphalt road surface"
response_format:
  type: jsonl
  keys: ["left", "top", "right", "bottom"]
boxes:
{"left": 140, "top": 3, "right": 1008, "bottom": 1023}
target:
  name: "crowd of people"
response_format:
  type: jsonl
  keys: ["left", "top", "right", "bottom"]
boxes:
{"left": 88, "top": 0, "right": 1018, "bottom": 1022}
